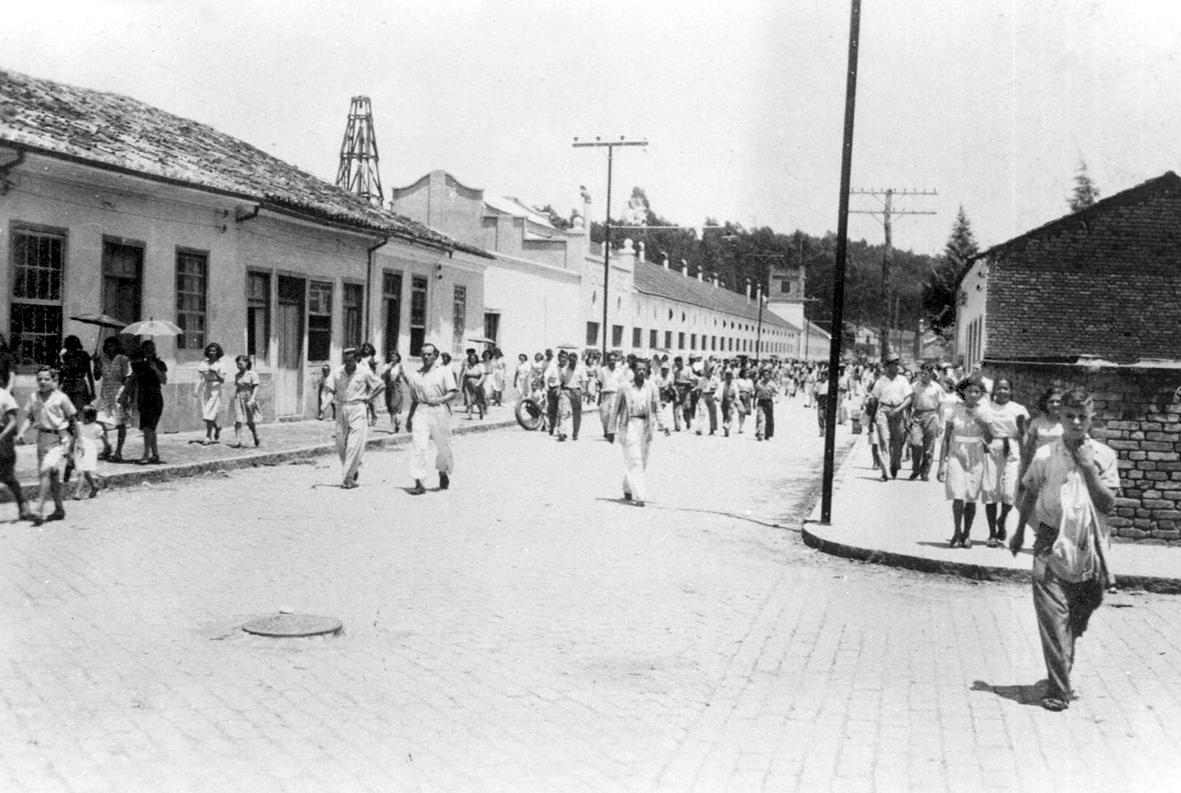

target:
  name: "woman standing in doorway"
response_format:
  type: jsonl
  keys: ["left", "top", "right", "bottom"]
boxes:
{"left": 382, "top": 352, "right": 405, "bottom": 433}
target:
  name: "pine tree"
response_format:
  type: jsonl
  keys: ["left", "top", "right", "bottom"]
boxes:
{"left": 1068, "top": 158, "right": 1101, "bottom": 212}
{"left": 922, "top": 205, "right": 978, "bottom": 331}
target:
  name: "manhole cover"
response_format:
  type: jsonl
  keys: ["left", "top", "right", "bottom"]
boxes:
{"left": 242, "top": 613, "right": 342, "bottom": 638}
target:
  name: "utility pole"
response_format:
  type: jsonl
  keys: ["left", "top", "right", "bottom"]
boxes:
{"left": 849, "top": 187, "right": 936, "bottom": 358}
{"left": 572, "top": 136, "right": 647, "bottom": 357}
{"left": 336, "top": 97, "right": 384, "bottom": 206}
{"left": 820, "top": 0, "right": 861, "bottom": 525}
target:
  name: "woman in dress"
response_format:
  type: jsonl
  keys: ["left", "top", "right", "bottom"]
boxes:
{"left": 92, "top": 336, "right": 131, "bottom": 461}
{"left": 58, "top": 335, "right": 94, "bottom": 413}
{"left": 1021, "top": 386, "right": 1064, "bottom": 474}
{"left": 230, "top": 354, "right": 261, "bottom": 447}
{"left": 462, "top": 349, "right": 486, "bottom": 420}
{"left": 128, "top": 340, "right": 168, "bottom": 464}
{"left": 982, "top": 378, "right": 1029, "bottom": 547}
{"left": 936, "top": 374, "right": 993, "bottom": 548}
{"left": 490, "top": 348, "right": 507, "bottom": 406}
{"left": 382, "top": 352, "right": 405, "bottom": 433}
{"left": 194, "top": 342, "right": 227, "bottom": 444}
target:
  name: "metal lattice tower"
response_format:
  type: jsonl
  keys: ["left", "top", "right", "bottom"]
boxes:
{"left": 335, "top": 96, "right": 384, "bottom": 206}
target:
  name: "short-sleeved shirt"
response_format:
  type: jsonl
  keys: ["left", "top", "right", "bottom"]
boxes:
{"left": 25, "top": 389, "right": 77, "bottom": 431}
{"left": 564, "top": 364, "right": 588, "bottom": 390}
{"left": 0, "top": 387, "right": 17, "bottom": 419}
{"left": 329, "top": 366, "right": 382, "bottom": 405}
{"left": 404, "top": 361, "right": 459, "bottom": 404}
{"left": 598, "top": 365, "right": 626, "bottom": 393}
{"left": 987, "top": 400, "right": 1029, "bottom": 439}
{"left": 911, "top": 381, "right": 945, "bottom": 412}
{"left": 1021, "top": 438, "right": 1120, "bottom": 531}
{"left": 871, "top": 374, "right": 912, "bottom": 407}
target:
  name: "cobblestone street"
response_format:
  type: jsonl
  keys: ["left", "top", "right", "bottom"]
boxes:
{"left": 1, "top": 400, "right": 1180, "bottom": 792}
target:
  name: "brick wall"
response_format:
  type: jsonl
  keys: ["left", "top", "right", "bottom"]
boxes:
{"left": 985, "top": 363, "right": 1181, "bottom": 545}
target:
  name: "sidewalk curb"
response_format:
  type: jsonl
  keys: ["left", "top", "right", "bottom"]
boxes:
{"left": 802, "top": 519, "right": 1181, "bottom": 595}
{"left": 13, "top": 416, "right": 519, "bottom": 494}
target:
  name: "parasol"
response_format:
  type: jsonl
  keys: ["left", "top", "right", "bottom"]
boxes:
{"left": 123, "top": 318, "right": 183, "bottom": 336}
{"left": 70, "top": 313, "right": 127, "bottom": 329}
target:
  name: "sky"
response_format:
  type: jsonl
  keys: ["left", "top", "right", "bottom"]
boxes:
{"left": 4, "top": 0, "right": 1180, "bottom": 256}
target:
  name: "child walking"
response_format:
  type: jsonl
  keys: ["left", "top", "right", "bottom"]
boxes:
{"left": 72, "top": 406, "right": 103, "bottom": 499}
{"left": 231, "top": 355, "right": 261, "bottom": 447}
{"left": 0, "top": 384, "right": 33, "bottom": 521}
{"left": 18, "top": 366, "right": 78, "bottom": 524}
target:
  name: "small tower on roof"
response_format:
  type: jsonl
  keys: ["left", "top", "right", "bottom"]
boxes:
{"left": 765, "top": 256, "right": 807, "bottom": 329}
{"left": 335, "top": 96, "right": 384, "bottom": 206}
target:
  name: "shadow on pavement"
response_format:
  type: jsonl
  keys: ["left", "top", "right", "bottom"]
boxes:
{"left": 970, "top": 679, "right": 1047, "bottom": 708}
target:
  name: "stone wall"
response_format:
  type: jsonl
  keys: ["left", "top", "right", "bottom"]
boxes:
{"left": 985, "top": 363, "right": 1181, "bottom": 545}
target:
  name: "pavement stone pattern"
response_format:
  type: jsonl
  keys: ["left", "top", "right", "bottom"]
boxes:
{"left": 0, "top": 399, "right": 1179, "bottom": 792}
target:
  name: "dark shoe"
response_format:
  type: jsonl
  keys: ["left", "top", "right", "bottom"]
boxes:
{"left": 634, "top": 500, "right": 646, "bottom": 508}
{"left": 920, "top": 474, "right": 929, "bottom": 482}
{"left": 622, "top": 492, "right": 632, "bottom": 502}
{"left": 961, "top": 537, "right": 972, "bottom": 549}
{"left": 908, "top": 470, "right": 920, "bottom": 481}
{"left": 439, "top": 472, "right": 449, "bottom": 490}
{"left": 147, "top": 457, "right": 162, "bottom": 465}
{"left": 45, "top": 509, "right": 65, "bottom": 522}
{"left": 890, "top": 466, "right": 898, "bottom": 479}
{"left": 341, "top": 480, "right": 358, "bottom": 490}
{"left": 948, "top": 532, "right": 962, "bottom": 549}
{"left": 29, "top": 514, "right": 43, "bottom": 526}
{"left": 409, "top": 481, "right": 426, "bottom": 495}
{"left": 108, "top": 453, "right": 123, "bottom": 463}
{"left": 997, "top": 526, "right": 1007, "bottom": 542}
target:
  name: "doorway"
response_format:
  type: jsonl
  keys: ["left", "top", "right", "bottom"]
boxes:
{"left": 275, "top": 275, "right": 306, "bottom": 416}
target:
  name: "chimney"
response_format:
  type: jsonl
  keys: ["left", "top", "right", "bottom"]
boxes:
{"left": 712, "top": 272, "right": 719, "bottom": 288}
{"left": 681, "top": 259, "right": 689, "bottom": 278}
{"left": 745, "top": 278, "right": 751, "bottom": 300}
{"left": 637, "top": 241, "right": 645, "bottom": 260}
{"left": 697, "top": 267, "right": 703, "bottom": 283}
{"left": 661, "top": 252, "right": 670, "bottom": 270}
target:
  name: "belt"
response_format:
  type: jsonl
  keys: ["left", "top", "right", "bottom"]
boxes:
{"left": 952, "top": 434, "right": 984, "bottom": 443}
{"left": 912, "top": 408, "right": 938, "bottom": 414}
{"left": 38, "top": 428, "right": 63, "bottom": 435}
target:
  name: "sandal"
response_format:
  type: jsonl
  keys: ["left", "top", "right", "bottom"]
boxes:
{"left": 1041, "top": 697, "right": 1068, "bottom": 712}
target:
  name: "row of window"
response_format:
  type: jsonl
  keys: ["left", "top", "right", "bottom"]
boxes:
{"left": 7, "top": 226, "right": 429, "bottom": 369}
{"left": 584, "top": 321, "right": 793, "bottom": 355}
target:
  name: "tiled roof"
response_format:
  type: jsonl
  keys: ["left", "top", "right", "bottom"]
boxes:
{"left": 979, "top": 171, "right": 1181, "bottom": 364}
{"left": 0, "top": 68, "right": 485, "bottom": 254}
{"left": 632, "top": 259, "right": 799, "bottom": 331}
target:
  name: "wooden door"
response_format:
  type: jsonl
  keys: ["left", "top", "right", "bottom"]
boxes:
{"left": 275, "top": 276, "right": 305, "bottom": 416}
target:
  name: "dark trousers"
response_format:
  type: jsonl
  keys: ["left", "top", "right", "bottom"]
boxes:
{"left": 756, "top": 399, "right": 775, "bottom": 439}
{"left": 1033, "top": 553, "right": 1104, "bottom": 700}
{"left": 546, "top": 387, "right": 559, "bottom": 434}
{"left": 680, "top": 386, "right": 696, "bottom": 427}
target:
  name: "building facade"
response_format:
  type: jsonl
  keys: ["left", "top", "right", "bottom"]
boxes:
{"left": 1, "top": 69, "right": 487, "bottom": 431}
{"left": 955, "top": 171, "right": 1181, "bottom": 543}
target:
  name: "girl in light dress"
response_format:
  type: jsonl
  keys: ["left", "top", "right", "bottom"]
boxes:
{"left": 194, "top": 342, "right": 228, "bottom": 444}
{"left": 982, "top": 378, "right": 1029, "bottom": 548}
{"left": 230, "top": 355, "right": 261, "bottom": 448}
{"left": 1021, "top": 386, "right": 1064, "bottom": 473}
{"left": 937, "top": 374, "right": 993, "bottom": 549}
{"left": 72, "top": 406, "right": 103, "bottom": 500}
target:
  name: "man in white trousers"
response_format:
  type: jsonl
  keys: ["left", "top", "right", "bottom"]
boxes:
{"left": 404, "top": 342, "right": 459, "bottom": 495}
{"left": 327, "top": 347, "right": 384, "bottom": 489}
{"left": 607, "top": 360, "right": 669, "bottom": 507}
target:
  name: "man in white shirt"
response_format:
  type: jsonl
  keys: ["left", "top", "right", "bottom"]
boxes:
{"left": 404, "top": 342, "right": 460, "bottom": 494}
{"left": 871, "top": 352, "right": 913, "bottom": 480}
{"left": 543, "top": 350, "right": 564, "bottom": 437}
{"left": 326, "top": 348, "right": 384, "bottom": 489}
{"left": 608, "top": 360, "right": 669, "bottom": 506}
{"left": 907, "top": 362, "right": 946, "bottom": 480}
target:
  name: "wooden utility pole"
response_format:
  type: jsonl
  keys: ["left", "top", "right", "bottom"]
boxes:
{"left": 849, "top": 188, "right": 936, "bottom": 358}
{"left": 572, "top": 136, "right": 647, "bottom": 356}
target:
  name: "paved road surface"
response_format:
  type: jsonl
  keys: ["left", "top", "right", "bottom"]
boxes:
{"left": 1, "top": 399, "right": 1179, "bottom": 792}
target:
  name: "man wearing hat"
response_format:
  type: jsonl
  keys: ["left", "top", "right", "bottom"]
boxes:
{"left": 325, "top": 347, "right": 384, "bottom": 489}
{"left": 870, "top": 351, "right": 913, "bottom": 480}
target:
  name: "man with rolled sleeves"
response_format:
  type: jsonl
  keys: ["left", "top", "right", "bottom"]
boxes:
{"left": 325, "top": 348, "right": 383, "bottom": 489}
{"left": 404, "top": 342, "right": 459, "bottom": 494}
{"left": 596, "top": 351, "right": 627, "bottom": 439}
{"left": 870, "top": 351, "right": 912, "bottom": 480}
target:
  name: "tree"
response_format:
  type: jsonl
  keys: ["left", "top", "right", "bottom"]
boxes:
{"left": 1068, "top": 158, "right": 1101, "bottom": 212}
{"left": 922, "top": 205, "right": 978, "bottom": 332}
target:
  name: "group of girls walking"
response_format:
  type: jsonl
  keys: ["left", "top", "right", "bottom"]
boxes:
{"left": 938, "top": 374, "right": 1063, "bottom": 549}
{"left": 192, "top": 343, "right": 262, "bottom": 449}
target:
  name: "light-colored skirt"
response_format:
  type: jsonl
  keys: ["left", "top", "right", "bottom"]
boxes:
{"left": 983, "top": 438, "right": 1020, "bottom": 505}
{"left": 945, "top": 437, "right": 988, "bottom": 501}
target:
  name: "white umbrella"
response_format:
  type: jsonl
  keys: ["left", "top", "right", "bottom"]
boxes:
{"left": 123, "top": 318, "right": 183, "bottom": 336}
